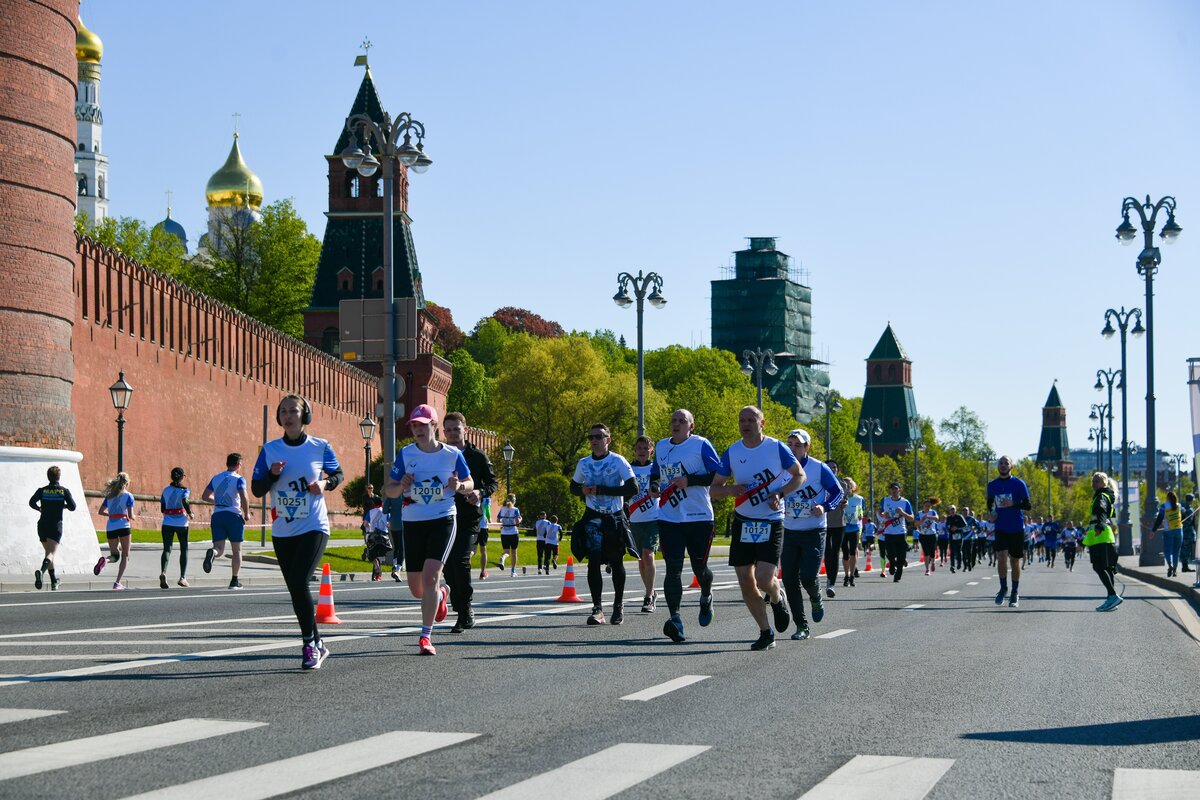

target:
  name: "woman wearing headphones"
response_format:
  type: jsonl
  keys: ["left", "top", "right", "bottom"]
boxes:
{"left": 251, "top": 395, "right": 343, "bottom": 670}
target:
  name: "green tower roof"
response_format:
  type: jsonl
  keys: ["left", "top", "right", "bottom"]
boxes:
{"left": 1044, "top": 383, "right": 1064, "bottom": 408}
{"left": 333, "top": 68, "right": 385, "bottom": 155}
{"left": 867, "top": 324, "right": 909, "bottom": 361}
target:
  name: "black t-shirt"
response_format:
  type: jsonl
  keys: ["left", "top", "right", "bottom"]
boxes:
{"left": 30, "top": 483, "right": 76, "bottom": 524}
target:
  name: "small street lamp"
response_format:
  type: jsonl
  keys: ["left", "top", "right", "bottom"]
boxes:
{"left": 359, "top": 413, "right": 377, "bottom": 491}
{"left": 741, "top": 348, "right": 778, "bottom": 409}
{"left": 1166, "top": 452, "right": 1188, "bottom": 489}
{"left": 108, "top": 371, "right": 133, "bottom": 474}
{"left": 1115, "top": 194, "right": 1181, "bottom": 566}
{"left": 1089, "top": 403, "right": 1112, "bottom": 475}
{"left": 501, "top": 440, "right": 516, "bottom": 497}
{"left": 1094, "top": 368, "right": 1121, "bottom": 474}
{"left": 1102, "top": 306, "right": 1143, "bottom": 555}
{"left": 813, "top": 389, "right": 842, "bottom": 462}
{"left": 1088, "top": 426, "right": 1105, "bottom": 472}
{"left": 613, "top": 270, "right": 666, "bottom": 438}
{"left": 858, "top": 417, "right": 882, "bottom": 514}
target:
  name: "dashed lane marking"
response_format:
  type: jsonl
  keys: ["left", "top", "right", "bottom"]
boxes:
{"left": 797, "top": 754, "right": 954, "bottom": 800}
{"left": 620, "top": 675, "right": 710, "bottom": 701}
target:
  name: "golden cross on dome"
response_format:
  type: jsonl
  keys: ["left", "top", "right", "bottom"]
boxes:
{"left": 232, "top": 111, "right": 241, "bottom": 136}
{"left": 165, "top": 189, "right": 173, "bottom": 212}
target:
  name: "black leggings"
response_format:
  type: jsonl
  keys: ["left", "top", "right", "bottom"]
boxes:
{"left": 824, "top": 527, "right": 845, "bottom": 584}
{"left": 660, "top": 521, "right": 714, "bottom": 614}
{"left": 949, "top": 539, "right": 962, "bottom": 569}
{"left": 160, "top": 526, "right": 189, "bottom": 575}
{"left": 587, "top": 557, "right": 626, "bottom": 608}
{"left": 272, "top": 530, "right": 329, "bottom": 641}
{"left": 1090, "top": 542, "right": 1118, "bottom": 596}
{"left": 886, "top": 536, "right": 909, "bottom": 578}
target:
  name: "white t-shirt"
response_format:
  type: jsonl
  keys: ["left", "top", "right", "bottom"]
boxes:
{"left": 654, "top": 435, "right": 722, "bottom": 524}
{"left": 205, "top": 470, "right": 246, "bottom": 517}
{"left": 879, "top": 496, "right": 913, "bottom": 536}
{"left": 716, "top": 437, "right": 796, "bottom": 522}
{"left": 389, "top": 442, "right": 471, "bottom": 522}
{"left": 918, "top": 509, "right": 939, "bottom": 535}
{"left": 628, "top": 461, "right": 660, "bottom": 523}
{"left": 498, "top": 506, "right": 521, "bottom": 530}
{"left": 252, "top": 436, "right": 340, "bottom": 538}
{"left": 572, "top": 451, "right": 635, "bottom": 514}
{"left": 783, "top": 455, "right": 839, "bottom": 532}
{"left": 534, "top": 518, "right": 548, "bottom": 541}
{"left": 544, "top": 522, "right": 562, "bottom": 545}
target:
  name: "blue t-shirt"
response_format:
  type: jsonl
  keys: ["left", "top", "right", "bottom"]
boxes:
{"left": 987, "top": 475, "right": 1031, "bottom": 533}
{"left": 205, "top": 470, "right": 247, "bottom": 517}
{"left": 1042, "top": 521, "right": 1061, "bottom": 541}
{"left": 161, "top": 485, "right": 190, "bottom": 527}
{"left": 100, "top": 491, "right": 135, "bottom": 532}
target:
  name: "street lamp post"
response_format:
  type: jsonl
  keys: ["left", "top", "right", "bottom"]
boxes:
{"left": 909, "top": 436, "right": 925, "bottom": 511}
{"left": 858, "top": 417, "right": 883, "bottom": 515}
{"left": 980, "top": 448, "right": 995, "bottom": 488}
{"left": 1094, "top": 368, "right": 1121, "bottom": 474}
{"left": 359, "top": 413, "right": 377, "bottom": 490}
{"left": 813, "top": 389, "right": 842, "bottom": 462}
{"left": 1046, "top": 464, "right": 1059, "bottom": 517}
{"left": 1116, "top": 194, "right": 1181, "bottom": 566}
{"left": 1088, "top": 427, "right": 1105, "bottom": 473}
{"left": 1166, "top": 453, "right": 1188, "bottom": 488}
{"left": 613, "top": 270, "right": 666, "bottom": 438}
{"left": 501, "top": 440, "right": 515, "bottom": 498}
{"left": 740, "top": 348, "right": 778, "bottom": 409}
{"left": 108, "top": 371, "right": 133, "bottom": 474}
{"left": 341, "top": 107, "right": 432, "bottom": 471}
{"left": 1089, "top": 403, "right": 1112, "bottom": 474}
{"left": 1103, "top": 307, "right": 1144, "bottom": 556}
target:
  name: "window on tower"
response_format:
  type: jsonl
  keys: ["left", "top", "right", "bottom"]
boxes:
{"left": 97, "top": 175, "right": 105, "bottom": 199}
{"left": 345, "top": 173, "right": 360, "bottom": 198}
{"left": 78, "top": 174, "right": 88, "bottom": 196}
{"left": 375, "top": 179, "right": 384, "bottom": 198}
{"left": 874, "top": 365, "right": 881, "bottom": 382}
{"left": 888, "top": 364, "right": 896, "bottom": 382}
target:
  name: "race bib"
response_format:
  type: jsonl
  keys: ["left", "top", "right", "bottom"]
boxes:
{"left": 660, "top": 463, "right": 683, "bottom": 481}
{"left": 951, "top": 533, "right": 962, "bottom": 540}
{"left": 787, "top": 497, "right": 811, "bottom": 519}
{"left": 274, "top": 490, "right": 311, "bottom": 522}
{"left": 995, "top": 494, "right": 1013, "bottom": 509}
{"left": 411, "top": 480, "right": 444, "bottom": 505}
{"left": 740, "top": 520, "right": 771, "bottom": 543}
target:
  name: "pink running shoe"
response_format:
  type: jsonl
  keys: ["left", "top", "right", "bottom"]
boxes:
{"left": 434, "top": 585, "right": 450, "bottom": 623}
{"left": 418, "top": 637, "right": 436, "bottom": 655}
{"left": 93, "top": 556, "right": 106, "bottom": 576}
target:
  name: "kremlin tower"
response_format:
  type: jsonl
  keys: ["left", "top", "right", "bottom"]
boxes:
{"left": 74, "top": 11, "right": 108, "bottom": 222}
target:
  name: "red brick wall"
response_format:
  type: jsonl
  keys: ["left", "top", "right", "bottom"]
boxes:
{"left": 0, "top": 0, "right": 79, "bottom": 449}
{"left": 71, "top": 238, "right": 378, "bottom": 514}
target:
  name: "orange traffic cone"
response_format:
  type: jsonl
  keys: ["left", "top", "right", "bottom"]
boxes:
{"left": 819, "top": 561, "right": 827, "bottom": 576}
{"left": 315, "top": 563, "right": 343, "bottom": 624}
{"left": 556, "top": 557, "right": 585, "bottom": 603}
{"left": 865, "top": 552, "right": 873, "bottom": 572}
{"left": 689, "top": 574, "right": 701, "bottom": 588}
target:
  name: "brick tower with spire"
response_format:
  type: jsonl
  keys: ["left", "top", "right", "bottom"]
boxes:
{"left": 856, "top": 324, "right": 919, "bottom": 457}
{"left": 1036, "top": 382, "right": 1074, "bottom": 482}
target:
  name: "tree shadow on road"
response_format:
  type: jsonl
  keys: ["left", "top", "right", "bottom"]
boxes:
{"left": 961, "top": 715, "right": 1200, "bottom": 745}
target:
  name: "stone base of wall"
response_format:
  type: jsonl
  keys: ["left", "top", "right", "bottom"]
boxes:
{"left": 0, "top": 446, "right": 101, "bottom": 574}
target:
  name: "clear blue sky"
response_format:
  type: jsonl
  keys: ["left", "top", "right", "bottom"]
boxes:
{"left": 86, "top": 0, "right": 1199, "bottom": 465}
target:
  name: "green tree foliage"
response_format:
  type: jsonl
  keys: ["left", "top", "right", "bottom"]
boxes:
{"left": 340, "top": 455, "right": 389, "bottom": 513}
{"left": 446, "top": 348, "right": 491, "bottom": 419}
{"left": 196, "top": 199, "right": 319, "bottom": 338}
{"left": 76, "top": 213, "right": 189, "bottom": 279}
{"left": 938, "top": 406, "right": 990, "bottom": 457}
{"left": 464, "top": 317, "right": 512, "bottom": 372}
{"left": 518, "top": 472, "right": 585, "bottom": 528}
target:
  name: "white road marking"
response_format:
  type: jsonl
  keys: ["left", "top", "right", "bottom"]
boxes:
{"left": 477, "top": 743, "right": 709, "bottom": 799}
{"left": 621, "top": 675, "right": 709, "bottom": 701}
{"left": 966, "top": 581, "right": 979, "bottom": 585}
{"left": 982, "top": 576, "right": 992, "bottom": 580}
{"left": 902, "top": 604, "right": 925, "bottom": 610}
{"left": 117, "top": 730, "right": 478, "bottom": 800}
{"left": 797, "top": 754, "right": 954, "bottom": 799}
{"left": 0, "top": 640, "right": 279, "bottom": 646}
{"left": 0, "top": 718, "right": 264, "bottom": 780}
{"left": 0, "top": 654, "right": 183, "bottom": 661}
{"left": 814, "top": 629, "right": 855, "bottom": 639}
{"left": 942, "top": 590, "right": 959, "bottom": 595}
{"left": 1112, "top": 767, "right": 1200, "bottom": 799}
{"left": 0, "top": 708, "right": 63, "bottom": 724}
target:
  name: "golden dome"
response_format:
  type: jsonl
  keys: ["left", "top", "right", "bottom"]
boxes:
{"left": 76, "top": 15, "right": 103, "bottom": 64}
{"left": 205, "top": 135, "right": 264, "bottom": 208}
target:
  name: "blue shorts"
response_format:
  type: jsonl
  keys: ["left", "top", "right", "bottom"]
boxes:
{"left": 211, "top": 511, "right": 245, "bottom": 543}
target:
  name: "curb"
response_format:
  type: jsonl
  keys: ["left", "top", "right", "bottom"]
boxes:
{"left": 1118, "top": 565, "right": 1200, "bottom": 612}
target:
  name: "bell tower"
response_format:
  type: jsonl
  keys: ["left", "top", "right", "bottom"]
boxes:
{"left": 1036, "top": 382, "right": 1074, "bottom": 482}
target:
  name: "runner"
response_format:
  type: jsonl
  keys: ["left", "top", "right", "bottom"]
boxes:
{"left": 780, "top": 429, "right": 842, "bottom": 640}
{"left": 917, "top": 499, "right": 939, "bottom": 575}
{"left": 202, "top": 453, "right": 250, "bottom": 589}
{"left": 860, "top": 518, "right": 878, "bottom": 577}
{"left": 363, "top": 497, "right": 391, "bottom": 580}
{"left": 497, "top": 496, "right": 522, "bottom": 577}
{"left": 655, "top": 409, "right": 722, "bottom": 643}
{"left": 383, "top": 492, "right": 404, "bottom": 581}
{"left": 443, "top": 411, "right": 498, "bottom": 633}
{"left": 987, "top": 455, "right": 1031, "bottom": 608}
{"left": 476, "top": 496, "right": 491, "bottom": 578}
{"left": 1181, "top": 493, "right": 1196, "bottom": 574}
{"left": 984, "top": 515, "right": 997, "bottom": 567}
{"left": 1042, "top": 515, "right": 1061, "bottom": 568}
{"left": 936, "top": 510, "right": 950, "bottom": 566}
{"left": 711, "top": 406, "right": 804, "bottom": 651}
{"left": 544, "top": 514, "right": 562, "bottom": 570}
{"left": 384, "top": 404, "right": 473, "bottom": 655}
{"left": 570, "top": 423, "right": 637, "bottom": 626}
{"left": 1083, "top": 472, "right": 1121, "bottom": 610}
{"left": 945, "top": 504, "right": 967, "bottom": 574}
{"left": 158, "top": 467, "right": 193, "bottom": 588}
{"left": 879, "top": 482, "right": 914, "bottom": 582}
{"left": 29, "top": 465, "right": 77, "bottom": 590}
{"left": 841, "top": 477, "right": 863, "bottom": 588}
{"left": 251, "top": 395, "right": 343, "bottom": 669}
{"left": 961, "top": 507, "right": 978, "bottom": 572}
{"left": 628, "top": 435, "right": 661, "bottom": 612}
{"left": 1152, "top": 491, "right": 1185, "bottom": 577}
{"left": 1061, "top": 520, "right": 1079, "bottom": 571}
{"left": 822, "top": 460, "right": 847, "bottom": 598}
{"left": 98, "top": 472, "right": 135, "bottom": 589}
{"left": 533, "top": 511, "right": 549, "bottom": 573}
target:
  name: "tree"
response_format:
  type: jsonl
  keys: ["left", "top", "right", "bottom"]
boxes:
{"left": 426, "top": 301, "right": 465, "bottom": 354}
{"left": 938, "top": 406, "right": 990, "bottom": 457}
{"left": 489, "top": 306, "right": 565, "bottom": 338}
{"left": 446, "top": 348, "right": 490, "bottom": 418}
{"left": 518, "top": 472, "right": 585, "bottom": 528}
{"left": 76, "top": 213, "right": 189, "bottom": 280}
{"left": 463, "top": 317, "right": 512, "bottom": 371}
{"left": 196, "top": 199, "right": 320, "bottom": 338}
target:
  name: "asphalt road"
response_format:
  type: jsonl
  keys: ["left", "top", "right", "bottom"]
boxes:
{"left": 0, "top": 554, "right": 1197, "bottom": 799}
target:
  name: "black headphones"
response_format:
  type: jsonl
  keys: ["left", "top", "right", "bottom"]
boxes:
{"left": 276, "top": 395, "right": 313, "bottom": 426}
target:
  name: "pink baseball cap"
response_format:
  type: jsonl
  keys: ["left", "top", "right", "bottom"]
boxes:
{"left": 408, "top": 404, "right": 437, "bottom": 424}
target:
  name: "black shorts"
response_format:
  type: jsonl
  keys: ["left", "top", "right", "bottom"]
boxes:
{"left": 475, "top": 529, "right": 489, "bottom": 547}
{"left": 500, "top": 532, "right": 519, "bottom": 549}
{"left": 403, "top": 516, "right": 457, "bottom": 570}
{"left": 1089, "top": 541, "right": 1117, "bottom": 569}
{"left": 106, "top": 527, "right": 131, "bottom": 540}
{"left": 728, "top": 515, "right": 784, "bottom": 567}
{"left": 841, "top": 530, "right": 860, "bottom": 559}
{"left": 37, "top": 520, "right": 62, "bottom": 543}
{"left": 995, "top": 531, "right": 1025, "bottom": 559}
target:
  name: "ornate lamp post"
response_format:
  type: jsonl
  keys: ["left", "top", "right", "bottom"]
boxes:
{"left": 1094, "top": 368, "right": 1121, "bottom": 474}
{"left": 341, "top": 106, "right": 432, "bottom": 470}
{"left": 813, "top": 389, "right": 842, "bottom": 462}
{"left": 1116, "top": 194, "right": 1181, "bottom": 566}
{"left": 741, "top": 348, "right": 778, "bottom": 409}
{"left": 359, "top": 413, "right": 377, "bottom": 489}
{"left": 501, "top": 440, "right": 515, "bottom": 497}
{"left": 1089, "top": 403, "right": 1112, "bottom": 475}
{"left": 858, "top": 417, "right": 882, "bottom": 514}
{"left": 108, "top": 371, "right": 133, "bottom": 474}
{"left": 980, "top": 447, "right": 995, "bottom": 487}
{"left": 1166, "top": 453, "right": 1188, "bottom": 489}
{"left": 908, "top": 436, "right": 926, "bottom": 511}
{"left": 1102, "top": 306, "right": 1144, "bottom": 555}
{"left": 1088, "top": 426, "right": 1105, "bottom": 473}
{"left": 613, "top": 270, "right": 666, "bottom": 437}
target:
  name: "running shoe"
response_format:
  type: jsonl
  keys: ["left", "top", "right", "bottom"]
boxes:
{"left": 698, "top": 593, "right": 714, "bottom": 627}
{"left": 106, "top": 552, "right": 120, "bottom": 563}
{"left": 391, "top": 571, "right": 402, "bottom": 582}
{"left": 229, "top": 577, "right": 243, "bottom": 590}
{"left": 50, "top": 577, "right": 59, "bottom": 591}
{"left": 853, "top": 568, "right": 860, "bottom": 578}
{"left": 510, "top": 570, "right": 517, "bottom": 578}
{"left": 418, "top": 637, "right": 436, "bottom": 655}
{"left": 843, "top": 577, "right": 849, "bottom": 588}
{"left": 811, "top": 595, "right": 825, "bottom": 623}
{"left": 112, "top": 582, "right": 125, "bottom": 590}
{"left": 177, "top": 577, "right": 189, "bottom": 588}
{"left": 434, "top": 584, "right": 450, "bottom": 623}
{"left": 203, "top": 548, "right": 215, "bottom": 574}
{"left": 826, "top": 585, "right": 836, "bottom": 599}
{"left": 302, "top": 640, "right": 330, "bottom": 669}
{"left": 159, "top": 573, "right": 168, "bottom": 590}
{"left": 1096, "top": 596, "right": 1117, "bottom": 612}
{"left": 34, "top": 570, "right": 42, "bottom": 590}
{"left": 849, "top": 575, "right": 855, "bottom": 587}
{"left": 587, "top": 606, "right": 605, "bottom": 625}
{"left": 750, "top": 630, "right": 776, "bottom": 651}
{"left": 611, "top": 603, "right": 624, "bottom": 626}
{"left": 479, "top": 570, "right": 488, "bottom": 579}
{"left": 500, "top": 554, "right": 508, "bottom": 569}
{"left": 770, "top": 596, "right": 790, "bottom": 633}
{"left": 450, "top": 611, "right": 475, "bottom": 633}
{"left": 994, "top": 589, "right": 1006, "bottom": 605}
{"left": 791, "top": 626, "right": 812, "bottom": 641}
{"left": 1008, "top": 593, "right": 1019, "bottom": 608}
{"left": 641, "top": 595, "right": 654, "bottom": 613}
{"left": 663, "top": 613, "right": 686, "bottom": 642}
{"left": 925, "top": 568, "right": 930, "bottom": 576}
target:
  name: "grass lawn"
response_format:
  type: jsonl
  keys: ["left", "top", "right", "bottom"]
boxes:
{"left": 95, "top": 529, "right": 365, "bottom": 545}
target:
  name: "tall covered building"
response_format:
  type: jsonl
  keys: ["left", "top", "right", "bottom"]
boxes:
{"left": 710, "top": 237, "right": 829, "bottom": 420}
{"left": 1035, "top": 382, "right": 1074, "bottom": 482}
{"left": 856, "top": 324, "right": 920, "bottom": 457}
{"left": 200, "top": 133, "right": 263, "bottom": 257}
{"left": 74, "top": 13, "right": 107, "bottom": 222}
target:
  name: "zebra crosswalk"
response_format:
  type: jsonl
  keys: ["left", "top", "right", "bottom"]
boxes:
{"left": 0, "top": 707, "right": 1194, "bottom": 798}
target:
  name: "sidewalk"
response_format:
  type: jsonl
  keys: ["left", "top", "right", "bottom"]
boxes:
{"left": 1117, "top": 555, "right": 1200, "bottom": 609}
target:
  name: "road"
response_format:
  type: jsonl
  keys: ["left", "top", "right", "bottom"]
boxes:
{"left": 0, "top": 555, "right": 1197, "bottom": 799}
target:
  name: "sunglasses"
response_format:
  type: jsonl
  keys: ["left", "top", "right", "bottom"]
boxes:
{"left": 587, "top": 433, "right": 608, "bottom": 440}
